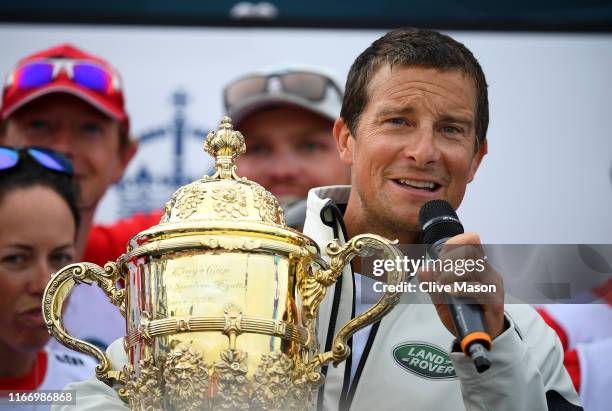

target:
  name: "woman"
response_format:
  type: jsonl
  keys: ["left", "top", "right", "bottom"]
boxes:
{"left": 0, "top": 146, "right": 95, "bottom": 408}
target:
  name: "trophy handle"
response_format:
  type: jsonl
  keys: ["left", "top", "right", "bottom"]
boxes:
{"left": 42, "top": 261, "right": 127, "bottom": 393}
{"left": 309, "top": 234, "right": 405, "bottom": 368}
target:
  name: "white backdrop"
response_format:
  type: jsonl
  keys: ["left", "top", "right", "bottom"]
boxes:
{"left": 1, "top": 24, "right": 611, "bottom": 243}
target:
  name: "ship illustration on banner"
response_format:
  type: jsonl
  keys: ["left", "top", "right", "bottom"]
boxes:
{"left": 115, "top": 90, "right": 214, "bottom": 218}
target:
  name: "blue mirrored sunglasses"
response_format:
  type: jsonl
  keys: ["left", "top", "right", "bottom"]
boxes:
{"left": 0, "top": 146, "right": 74, "bottom": 175}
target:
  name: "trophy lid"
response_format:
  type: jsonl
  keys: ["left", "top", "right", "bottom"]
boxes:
{"left": 158, "top": 116, "right": 286, "bottom": 227}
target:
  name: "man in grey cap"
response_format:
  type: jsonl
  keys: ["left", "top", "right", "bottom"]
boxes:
{"left": 225, "top": 64, "right": 351, "bottom": 228}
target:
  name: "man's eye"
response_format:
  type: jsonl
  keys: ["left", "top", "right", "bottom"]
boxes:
{"left": 81, "top": 123, "right": 103, "bottom": 135}
{"left": 28, "top": 119, "right": 51, "bottom": 131}
{"left": 387, "top": 118, "right": 408, "bottom": 126}
{"left": 300, "top": 142, "right": 324, "bottom": 153}
{"left": 249, "top": 144, "right": 271, "bottom": 156}
{"left": 441, "top": 126, "right": 462, "bottom": 134}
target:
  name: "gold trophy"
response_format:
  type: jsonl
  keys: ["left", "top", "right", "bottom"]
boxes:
{"left": 43, "top": 117, "right": 405, "bottom": 410}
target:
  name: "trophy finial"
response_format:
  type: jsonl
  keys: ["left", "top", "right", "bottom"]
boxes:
{"left": 204, "top": 116, "right": 246, "bottom": 180}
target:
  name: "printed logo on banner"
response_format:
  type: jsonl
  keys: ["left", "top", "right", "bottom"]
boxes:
{"left": 115, "top": 90, "right": 213, "bottom": 218}
{"left": 392, "top": 342, "right": 457, "bottom": 379}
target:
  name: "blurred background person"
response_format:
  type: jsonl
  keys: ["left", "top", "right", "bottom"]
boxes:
{"left": 225, "top": 64, "right": 351, "bottom": 229}
{"left": 537, "top": 303, "right": 612, "bottom": 411}
{"left": 0, "top": 147, "right": 95, "bottom": 407}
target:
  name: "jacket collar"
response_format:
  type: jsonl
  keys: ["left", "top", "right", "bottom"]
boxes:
{"left": 304, "top": 185, "right": 351, "bottom": 248}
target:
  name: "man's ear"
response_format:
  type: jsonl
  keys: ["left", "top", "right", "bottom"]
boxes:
{"left": 467, "top": 139, "right": 487, "bottom": 183}
{"left": 112, "top": 137, "right": 138, "bottom": 183}
{"left": 333, "top": 117, "right": 355, "bottom": 166}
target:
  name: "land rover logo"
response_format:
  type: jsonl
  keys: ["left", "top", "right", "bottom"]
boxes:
{"left": 393, "top": 342, "right": 457, "bottom": 379}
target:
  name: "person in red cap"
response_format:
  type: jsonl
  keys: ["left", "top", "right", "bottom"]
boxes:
{"left": 0, "top": 44, "right": 140, "bottom": 258}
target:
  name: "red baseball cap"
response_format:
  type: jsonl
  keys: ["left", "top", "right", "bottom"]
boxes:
{"left": 1, "top": 44, "right": 129, "bottom": 132}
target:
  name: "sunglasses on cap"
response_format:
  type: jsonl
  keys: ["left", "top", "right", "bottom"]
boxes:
{"left": 4, "top": 58, "right": 121, "bottom": 97}
{"left": 0, "top": 146, "right": 74, "bottom": 175}
{"left": 224, "top": 70, "right": 343, "bottom": 114}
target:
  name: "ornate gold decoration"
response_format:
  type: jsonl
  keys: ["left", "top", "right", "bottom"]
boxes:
{"left": 213, "top": 349, "right": 249, "bottom": 410}
{"left": 211, "top": 185, "right": 249, "bottom": 219}
{"left": 252, "top": 352, "right": 294, "bottom": 409}
{"left": 253, "top": 184, "right": 285, "bottom": 226}
{"left": 128, "top": 314, "right": 308, "bottom": 349}
{"left": 175, "top": 184, "right": 207, "bottom": 220}
{"left": 163, "top": 342, "right": 209, "bottom": 411}
{"left": 199, "top": 237, "right": 262, "bottom": 251}
{"left": 205, "top": 116, "right": 246, "bottom": 180}
{"left": 124, "top": 358, "right": 163, "bottom": 411}
{"left": 159, "top": 181, "right": 208, "bottom": 223}
{"left": 43, "top": 115, "right": 407, "bottom": 410}
{"left": 138, "top": 311, "right": 153, "bottom": 344}
{"left": 297, "top": 264, "right": 326, "bottom": 322}
{"left": 223, "top": 304, "right": 243, "bottom": 350}
{"left": 287, "top": 363, "right": 321, "bottom": 411}
{"left": 308, "top": 234, "right": 404, "bottom": 369}
{"left": 42, "top": 262, "right": 127, "bottom": 399}
{"left": 160, "top": 189, "right": 179, "bottom": 224}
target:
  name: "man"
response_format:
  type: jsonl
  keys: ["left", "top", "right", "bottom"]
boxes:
{"left": 55, "top": 29, "right": 581, "bottom": 410}
{"left": 225, "top": 64, "right": 350, "bottom": 214}
{"left": 305, "top": 28, "right": 581, "bottom": 410}
{"left": 0, "top": 44, "right": 144, "bottom": 348}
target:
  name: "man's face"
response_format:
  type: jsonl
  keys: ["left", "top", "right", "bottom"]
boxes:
{"left": 336, "top": 65, "right": 487, "bottom": 235}
{"left": 236, "top": 106, "right": 350, "bottom": 205}
{"left": 1, "top": 94, "right": 133, "bottom": 211}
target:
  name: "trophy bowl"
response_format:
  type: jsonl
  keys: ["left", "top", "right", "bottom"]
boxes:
{"left": 42, "top": 117, "right": 405, "bottom": 410}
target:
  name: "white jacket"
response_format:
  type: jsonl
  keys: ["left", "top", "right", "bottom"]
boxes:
{"left": 305, "top": 186, "right": 582, "bottom": 411}
{"left": 55, "top": 186, "right": 582, "bottom": 411}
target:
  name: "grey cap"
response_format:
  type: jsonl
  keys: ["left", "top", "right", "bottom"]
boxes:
{"left": 224, "top": 64, "right": 344, "bottom": 126}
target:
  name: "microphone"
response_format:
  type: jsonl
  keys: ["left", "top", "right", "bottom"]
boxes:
{"left": 419, "top": 199, "right": 492, "bottom": 373}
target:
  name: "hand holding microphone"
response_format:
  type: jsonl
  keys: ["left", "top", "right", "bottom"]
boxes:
{"left": 418, "top": 200, "right": 505, "bottom": 373}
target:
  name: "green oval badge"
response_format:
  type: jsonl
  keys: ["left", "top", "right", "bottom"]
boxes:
{"left": 393, "top": 342, "right": 457, "bottom": 380}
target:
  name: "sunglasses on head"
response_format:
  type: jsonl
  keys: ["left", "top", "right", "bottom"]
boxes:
{"left": 5, "top": 58, "right": 121, "bottom": 97}
{"left": 224, "top": 70, "right": 342, "bottom": 113}
{"left": 0, "top": 146, "right": 74, "bottom": 175}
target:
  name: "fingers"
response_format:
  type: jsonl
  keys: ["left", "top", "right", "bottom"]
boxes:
{"left": 419, "top": 232, "right": 506, "bottom": 338}
{"left": 418, "top": 268, "right": 449, "bottom": 306}
{"left": 444, "top": 231, "right": 481, "bottom": 246}
{"left": 422, "top": 238, "right": 504, "bottom": 305}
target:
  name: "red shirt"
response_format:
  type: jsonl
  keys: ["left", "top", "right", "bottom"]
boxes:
{"left": 83, "top": 210, "right": 163, "bottom": 266}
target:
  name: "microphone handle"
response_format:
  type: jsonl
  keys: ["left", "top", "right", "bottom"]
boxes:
{"left": 448, "top": 300, "right": 491, "bottom": 373}
{"left": 429, "top": 239, "right": 492, "bottom": 373}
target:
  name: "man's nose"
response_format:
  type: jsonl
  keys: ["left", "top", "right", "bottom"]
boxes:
{"left": 402, "top": 126, "right": 441, "bottom": 168}
{"left": 267, "top": 151, "right": 301, "bottom": 179}
{"left": 47, "top": 127, "right": 75, "bottom": 161}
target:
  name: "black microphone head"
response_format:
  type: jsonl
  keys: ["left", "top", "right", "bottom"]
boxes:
{"left": 419, "top": 200, "right": 464, "bottom": 245}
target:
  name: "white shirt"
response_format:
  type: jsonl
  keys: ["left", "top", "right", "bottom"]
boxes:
{"left": 0, "top": 346, "right": 96, "bottom": 411}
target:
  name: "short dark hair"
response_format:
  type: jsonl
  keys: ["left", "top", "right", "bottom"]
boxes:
{"left": 341, "top": 27, "right": 489, "bottom": 145}
{"left": 0, "top": 155, "right": 80, "bottom": 231}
